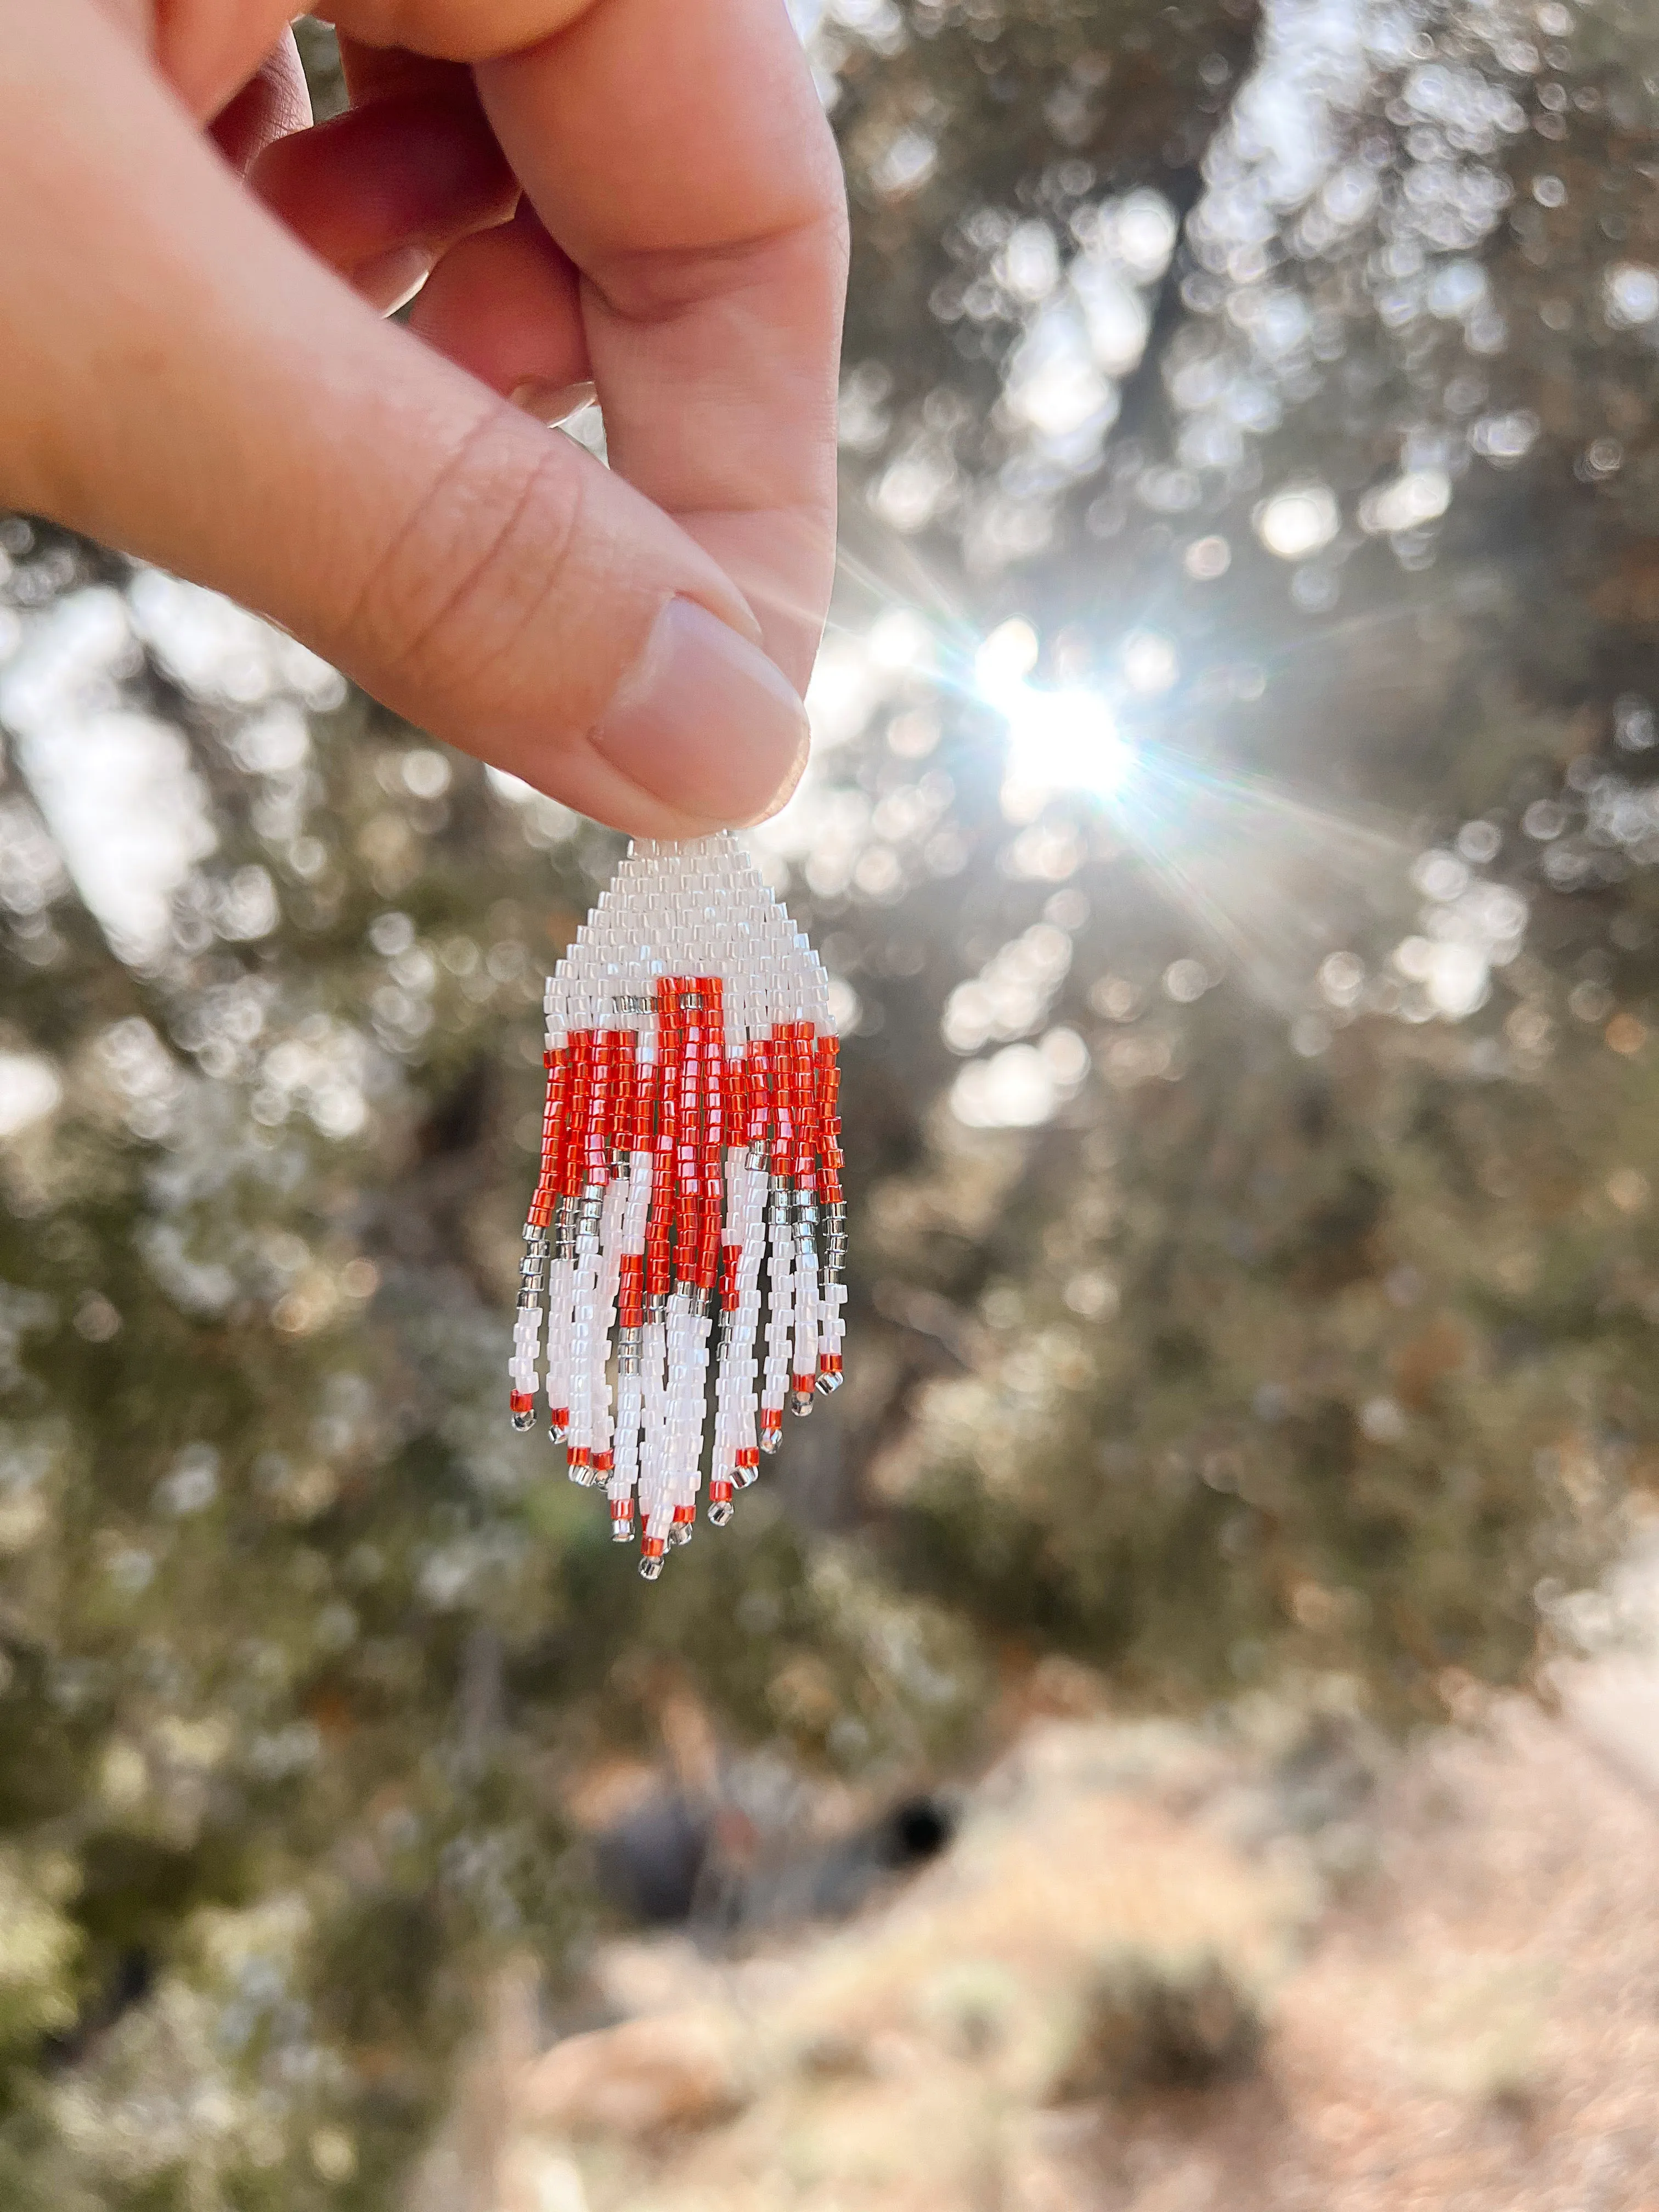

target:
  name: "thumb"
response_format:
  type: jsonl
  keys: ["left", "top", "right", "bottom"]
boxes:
{"left": 1, "top": 6, "right": 809, "bottom": 836}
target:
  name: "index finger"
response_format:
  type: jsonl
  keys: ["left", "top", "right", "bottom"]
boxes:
{"left": 334, "top": 0, "right": 847, "bottom": 691}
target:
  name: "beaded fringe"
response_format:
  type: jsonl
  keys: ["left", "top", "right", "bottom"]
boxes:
{"left": 510, "top": 834, "right": 846, "bottom": 1578}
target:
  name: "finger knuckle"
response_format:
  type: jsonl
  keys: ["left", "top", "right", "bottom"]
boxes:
{"left": 352, "top": 415, "right": 585, "bottom": 703}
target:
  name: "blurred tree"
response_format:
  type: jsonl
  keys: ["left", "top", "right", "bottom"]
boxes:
{"left": 804, "top": 0, "right": 1659, "bottom": 1711}
{"left": 1, "top": 0, "right": 1658, "bottom": 2200}
{"left": 0, "top": 535, "right": 980, "bottom": 2205}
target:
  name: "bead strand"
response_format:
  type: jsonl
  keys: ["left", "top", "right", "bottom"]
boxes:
{"left": 510, "top": 833, "right": 845, "bottom": 1578}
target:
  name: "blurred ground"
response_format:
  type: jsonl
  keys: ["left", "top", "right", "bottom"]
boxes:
{"left": 411, "top": 1539, "right": 1659, "bottom": 2212}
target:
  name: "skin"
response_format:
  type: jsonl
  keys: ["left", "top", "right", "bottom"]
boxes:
{"left": 0, "top": 1, "right": 848, "bottom": 832}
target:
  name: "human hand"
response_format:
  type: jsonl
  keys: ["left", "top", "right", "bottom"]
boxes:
{"left": 0, "top": 2, "right": 847, "bottom": 832}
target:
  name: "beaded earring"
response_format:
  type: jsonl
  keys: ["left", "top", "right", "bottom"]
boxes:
{"left": 510, "top": 834, "right": 845, "bottom": 1579}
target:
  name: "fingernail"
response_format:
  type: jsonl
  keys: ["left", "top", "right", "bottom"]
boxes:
{"left": 351, "top": 246, "right": 434, "bottom": 316}
{"left": 593, "top": 597, "right": 809, "bottom": 827}
{"left": 511, "top": 379, "right": 598, "bottom": 426}
{"left": 753, "top": 727, "right": 810, "bottom": 820}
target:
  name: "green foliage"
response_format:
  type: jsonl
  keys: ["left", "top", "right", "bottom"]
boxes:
{"left": 0, "top": 1854, "right": 79, "bottom": 2062}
